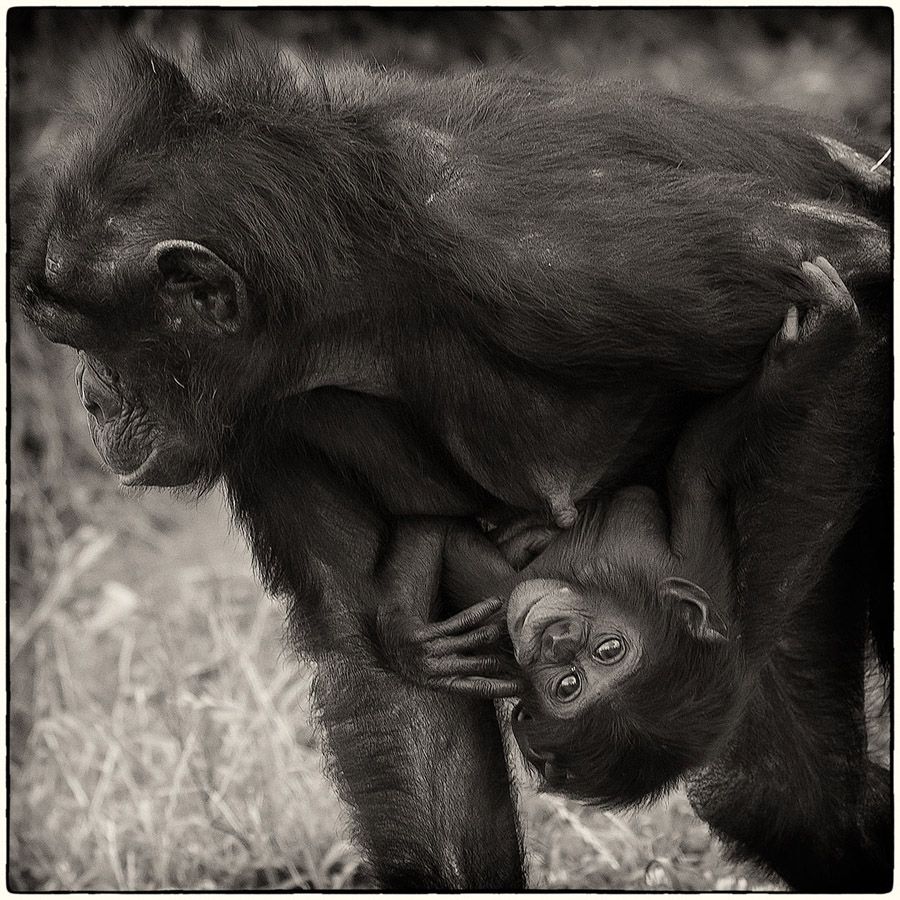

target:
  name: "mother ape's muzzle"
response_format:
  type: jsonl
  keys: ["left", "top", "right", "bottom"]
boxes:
{"left": 74, "top": 355, "right": 204, "bottom": 488}
{"left": 78, "top": 359, "right": 122, "bottom": 425}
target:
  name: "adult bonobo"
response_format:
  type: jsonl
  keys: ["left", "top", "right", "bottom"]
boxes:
{"left": 15, "top": 43, "right": 891, "bottom": 889}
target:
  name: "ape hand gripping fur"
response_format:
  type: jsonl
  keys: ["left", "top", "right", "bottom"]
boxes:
{"left": 15, "top": 43, "right": 891, "bottom": 889}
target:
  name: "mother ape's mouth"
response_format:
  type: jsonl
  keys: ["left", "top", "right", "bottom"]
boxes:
{"left": 118, "top": 447, "right": 161, "bottom": 486}
{"left": 112, "top": 445, "right": 204, "bottom": 489}
{"left": 88, "top": 427, "right": 156, "bottom": 485}
{"left": 77, "top": 360, "right": 155, "bottom": 484}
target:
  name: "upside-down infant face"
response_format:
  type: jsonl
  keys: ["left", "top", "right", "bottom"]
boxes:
{"left": 506, "top": 578, "right": 644, "bottom": 719}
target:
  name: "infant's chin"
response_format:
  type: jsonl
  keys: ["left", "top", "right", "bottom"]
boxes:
{"left": 507, "top": 579, "right": 570, "bottom": 632}
{"left": 507, "top": 579, "right": 572, "bottom": 666}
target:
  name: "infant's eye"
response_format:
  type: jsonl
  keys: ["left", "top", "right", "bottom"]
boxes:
{"left": 556, "top": 671, "right": 581, "bottom": 701}
{"left": 594, "top": 636, "right": 626, "bottom": 664}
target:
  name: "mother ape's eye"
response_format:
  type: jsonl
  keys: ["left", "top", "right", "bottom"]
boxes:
{"left": 594, "top": 636, "right": 626, "bottom": 664}
{"left": 555, "top": 671, "right": 581, "bottom": 701}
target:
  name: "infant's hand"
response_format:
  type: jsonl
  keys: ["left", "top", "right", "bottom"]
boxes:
{"left": 377, "top": 598, "right": 524, "bottom": 699}
{"left": 763, "top": 256, "right": 860, "bottom": 395}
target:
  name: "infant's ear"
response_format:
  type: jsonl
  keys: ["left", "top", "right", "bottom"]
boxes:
{"left": 660, "top": 577, "right": 728, "bottom": 642}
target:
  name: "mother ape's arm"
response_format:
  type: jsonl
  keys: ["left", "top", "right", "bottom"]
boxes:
{"left": 240, "top": 451, "right": 524, "bottom": 889}
{"left": 454, "top": 113, "right": 888, "bottom": 392}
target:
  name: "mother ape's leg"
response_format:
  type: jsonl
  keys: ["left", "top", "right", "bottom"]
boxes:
{"left": 314, "top": 638, "right": 523, "bottom": 888}
{"left": 688, "top": 562, "right": 891, "bottom": 891}
{"left": 238, "top": 455, "right": 524, "bottom": 889}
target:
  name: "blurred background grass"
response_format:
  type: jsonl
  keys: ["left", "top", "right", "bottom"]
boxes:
{"left": 8, "top": 7, "right": 891, "bottom": 891}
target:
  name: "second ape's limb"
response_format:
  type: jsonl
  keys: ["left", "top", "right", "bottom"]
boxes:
{"left": 243, "top": 457, "right": 526, "bottom": 889}
{"left": 682, "top": 259, "right": 889, "bottom": 889}
{"left": 376, "top": 522, "right": 524, "bottom": 698}
{"left": 666, "top": 257, "right": 861, "bottom": 614}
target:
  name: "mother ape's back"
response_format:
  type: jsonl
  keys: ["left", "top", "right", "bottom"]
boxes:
{"left": 342, "top": 64, "right": 890, "bottom": 388}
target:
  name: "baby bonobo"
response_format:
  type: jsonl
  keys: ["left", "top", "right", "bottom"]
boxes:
{"left": 378, "top": 257, "right": 862, "bottom": 808}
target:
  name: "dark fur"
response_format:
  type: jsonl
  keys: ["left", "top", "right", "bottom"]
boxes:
{"left": 463, "top": 264, "right": 885, "bottom": 843}
{"left": 13, "top": 42, "right": 891, "bottom": 890}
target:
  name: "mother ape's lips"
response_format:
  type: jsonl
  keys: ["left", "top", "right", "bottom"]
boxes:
{"left": 87, "top": 423, "right": 158, "bottom": 486}
{"left": 116, "top": 447, "right": 204, "bottom": 488}
{"left": 118, "top": 448, "right": 161, "bottom": 487}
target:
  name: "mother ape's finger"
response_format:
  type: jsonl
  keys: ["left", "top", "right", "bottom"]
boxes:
{"left": 799, "top": 259, "right": 836, "bottom": 302}
{"left": 780, "top": 306, "right": 800, "bottom": 342}
{"left": 811, "top": 255, "right": 844, "bottom": 291}
{"left": 801, "top": 258, "right": 855, "bottom": 312}
{"left": 799, "top": 258, "right": 860, "bottom": 341}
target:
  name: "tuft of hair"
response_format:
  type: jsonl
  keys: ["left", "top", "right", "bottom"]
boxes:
{"left": 520, "top": 565, "right": 747, "bottom": 809}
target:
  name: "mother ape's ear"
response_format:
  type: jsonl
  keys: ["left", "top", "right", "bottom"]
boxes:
{"left": 145, "top": 240, "right": 248, "bottom": 335}
{"left": 660, "top": 577, "right": 728, "bottom": 642}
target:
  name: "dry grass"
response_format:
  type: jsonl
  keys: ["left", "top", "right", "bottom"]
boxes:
{"left": 10, "top": 550, "right": 355, "bottom": 889}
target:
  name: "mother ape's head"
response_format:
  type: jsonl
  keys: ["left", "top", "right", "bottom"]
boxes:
{"left": 14, "top": 43, "right": 385, "bottom": 487}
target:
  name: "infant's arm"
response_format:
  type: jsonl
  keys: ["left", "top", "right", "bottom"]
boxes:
{"left": 375, "top": 520, "right": 523, "bottom": 698}
{"left": 666, "top": 257, "right": 860, "bottom": 606}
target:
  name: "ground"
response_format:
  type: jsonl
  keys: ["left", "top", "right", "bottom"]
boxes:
{"left": 9, "top": 8, "right": 889, "bottom": 890}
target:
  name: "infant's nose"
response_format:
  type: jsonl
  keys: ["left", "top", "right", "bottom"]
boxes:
{"left": 541, "top": 622, "right": 580, "bottom": 662}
